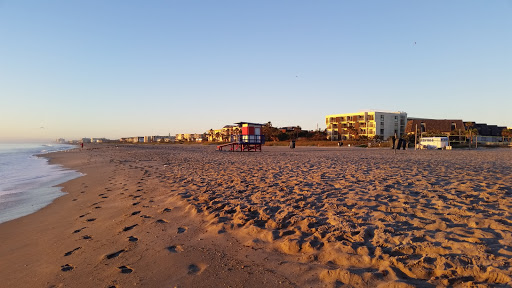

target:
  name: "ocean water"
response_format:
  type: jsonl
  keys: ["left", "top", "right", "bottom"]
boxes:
{"left": 0, "top": 143, "right": 82, "bottom": 224}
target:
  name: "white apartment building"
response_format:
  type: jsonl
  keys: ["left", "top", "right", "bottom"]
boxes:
{"left": 326, "top": 111, "right": 407, "bottom": 141}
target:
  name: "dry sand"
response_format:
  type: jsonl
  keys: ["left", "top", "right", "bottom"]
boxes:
{"left": 0, "top": 144, "right": 511, "bottom": 287}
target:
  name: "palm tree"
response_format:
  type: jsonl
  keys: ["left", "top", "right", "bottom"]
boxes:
{"left": 502, "top": 128, "right": 512, "bottom": 142}
{"left": 347, "top": 126, "right": 358, "bottom": 140}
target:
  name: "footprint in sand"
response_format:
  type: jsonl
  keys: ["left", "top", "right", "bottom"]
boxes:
{"left": 78, "top": 213, "right": 90, "bottom": 218}
{"left": 167, "top": 245, "right": 184, "bottom": 253}
{"left": 73, "top": 227, "right": 86, "bottom": 234}
{"left": 105, "top": 249, "right": 126, "bottom": 259}
{"left": 162, "top": 208, "right": 172, "bottom": 213}
{"left": 118, "top": 266, "right": 133, "bottom": 274}
{"left": 177, "top": 227, "right": 187, "bottom": 234}
{"left": 122, "top": 224, "right": 138, "bottom": 232}
{"left": 61, "top": 264, "right": 74, "bottom": 272}
{"left": 132, "top": 202, "right": 140, "bottom": 206}
{"left": 140, "top": 215, "right": 152, "bottom": 219}
{"left": 86, "top": 218, "right": 96, "bottom": 222}
{"left": 131, "top": 211, "right": 141, "bottom": 216}
{"left": 156, "top": 219, "right": 168, "bottom": 224}
{"left": 90, "top": 201, "right": 103, "bottom": 207}
{"left": 188, "top": 264, "right": 205, "bottom": 275}
{"left": 82, "top": 235, "right": 92, "bottom": 240}
{"left": 64, "top": 247, "right": 82, "bottom": 256}
{"left": 128, "top": 236, "right": 138, "bottom": 242}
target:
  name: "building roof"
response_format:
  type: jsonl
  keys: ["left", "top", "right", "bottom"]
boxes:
{"left": 234, "top": 122, "right": 264, "bottom": 126}
{"left": 326, "top": 111, "right": 406, "bottom": 117}
{"left": 405, "top": 119, "right": 465, "bottom": 133}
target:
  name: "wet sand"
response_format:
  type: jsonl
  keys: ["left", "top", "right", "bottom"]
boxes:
{"left": 0, "top": 144, "right": 511, "bottom": 287}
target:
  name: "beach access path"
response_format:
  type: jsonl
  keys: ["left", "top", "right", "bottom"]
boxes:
{"left": 0, "top": 144, "right": 511, "bottom": 287}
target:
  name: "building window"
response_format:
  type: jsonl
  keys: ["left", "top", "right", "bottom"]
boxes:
{"left": 380, "top": 122, "right": 384, "bottom": 126}
{"left": 421, "top": 123, "right": 426, "bottom": 133}
{"left": 380, "top": 115, "right": 384, "bottom": 121}
{"left": 451, "top": 122, "right": 456, "bottom": 131}
{"left": 380, "top": 129, "right": 384, "bottom": 135}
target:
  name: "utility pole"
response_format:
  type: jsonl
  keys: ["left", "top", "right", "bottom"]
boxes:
{"left": 415, "top": 124, "right": 418, "bottom": 150}
{"left": 469, "top": 130, "right": 472, "bottom": 150}
{"left": 394, "top": 132, "right": 397, "bottom": 154}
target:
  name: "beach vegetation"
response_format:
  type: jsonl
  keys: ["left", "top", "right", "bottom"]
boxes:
{"left": 347, "top": 126, "right": 359, "bottom": 140}
{"left": 372, "top": 135, "right": 382, "bottom": 141}
{"left": 501, "top": 128, "right": 512, "bottom": 141}
{"left": 422, "top": 130, "right": 446, "bottom": 137}
{"left": 403, "top": 133, "right": 416, "bottom": 144}
{"left": 262, "top": 122, "right": 282, "bottom": 142}
{"left": 464, "top": 128, "right": 478, "bottom": 136}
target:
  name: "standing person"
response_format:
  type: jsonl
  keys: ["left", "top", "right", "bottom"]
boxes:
{"left": 81, "top": 142, "right": 84, "bottom": 150}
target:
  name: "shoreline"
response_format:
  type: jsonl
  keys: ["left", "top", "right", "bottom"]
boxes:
{"left": 0, "top": 144, "right": 511, "bottom": 287}
{"left": 0, "top": 145, "right": 81, "bottom": 225}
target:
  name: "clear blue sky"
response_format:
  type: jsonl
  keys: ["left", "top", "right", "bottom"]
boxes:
{"left": 1, "top": 1, "right": 511, "bottom": 141}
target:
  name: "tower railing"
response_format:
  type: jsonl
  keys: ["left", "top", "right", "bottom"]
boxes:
{"left": 230, "top": 134, "right": 265, "bottom": 144}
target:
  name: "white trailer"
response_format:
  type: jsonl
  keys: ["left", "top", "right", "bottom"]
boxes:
{"left": 418, "top": 137, "right": 450, "bottom": 149}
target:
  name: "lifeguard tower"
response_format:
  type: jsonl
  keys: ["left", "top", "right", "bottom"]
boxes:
{"left": 217, "top": 122, "right": 265, "bottom": 152}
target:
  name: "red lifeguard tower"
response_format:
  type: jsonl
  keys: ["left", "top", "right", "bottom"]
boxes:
{"left": 217, "top": 122, "right": 265, "bottom": 152}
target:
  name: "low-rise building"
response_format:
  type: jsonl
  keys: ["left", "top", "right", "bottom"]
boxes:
{"left": 207, "top": 125, "right": 240, "bottom": 142}
{"left": 326, "top": 111, "right": 407, "bottom": 141}
{"left": 176, "top": 133, "right": 204, "bottom": 142}
{"left": 279, "top": 126, "right": 302, "bottom": 133}
{"left": 464, "top": 122, "right": 507, "bottom": 137}
{"left": 90, "top": 138, "right": 109, "bottom": 143}
{"left": 405, "top": 119, "right": 466, "bottom": 136}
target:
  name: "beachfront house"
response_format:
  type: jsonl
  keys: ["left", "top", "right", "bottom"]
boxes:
{"left": 207, "top": 125, "right": 241, "bottom": 142}
{"left": 326, "top": 111, "right": 407, "bottom": 141}
{"left": 175, "top": 133, "right": 204, "bottom": 142}
{"left": 405, "top": 119, "right": 466, "bottom": 140}
{"left": 464, "top": 122, "right": 507, "bottom": 138}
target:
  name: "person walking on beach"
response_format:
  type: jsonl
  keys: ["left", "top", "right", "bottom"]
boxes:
{"left": 81, "top": 142, "right": 84, "bottom": 150}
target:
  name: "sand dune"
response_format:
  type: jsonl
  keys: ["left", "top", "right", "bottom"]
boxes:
{"left": 0, "top": 144, "right": 511, "bottom": 287}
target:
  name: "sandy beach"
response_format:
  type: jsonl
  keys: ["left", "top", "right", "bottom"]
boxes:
{"left": 1, "top": 144, "right": 511, "bottom": 287}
